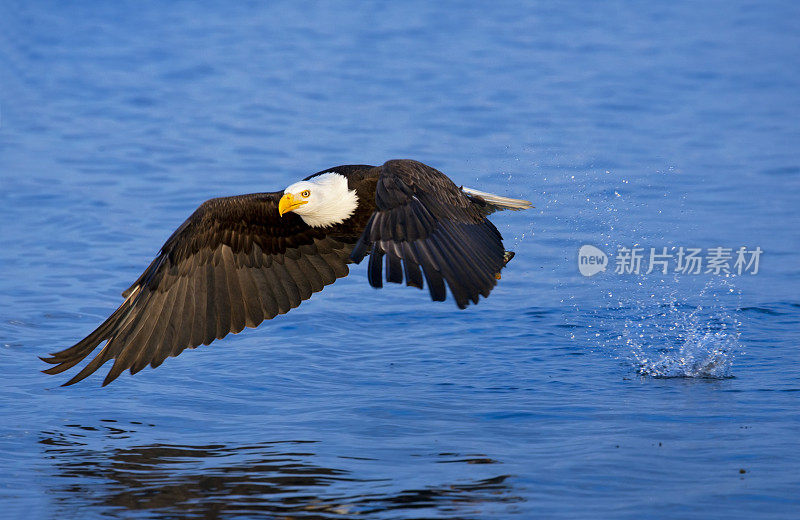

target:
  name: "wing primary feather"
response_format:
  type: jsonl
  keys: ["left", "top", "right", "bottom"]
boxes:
{"left": 203, "top": 260, "right": 218, "bottom": 345}
{"left": 237, "top": 267, "right": 264, "bottom": 328}
{"left": 432, "top": 250, "right": 470, "bottom": 308}
{"left": 409, "top": 238, "right": 439, "bottom": 271}
{"left": 131, "top": 280, "right": 181, "bottom": 374}
{"left": 420, "top": 262, "right": 446, "bottom": 302}
{"left": 189, "top": 252, "right": 208, "bottom": 348}
{"left": 435, "top": 224, "right": 487, "bottom": 295}
{"left": 293, "top": 255, "right": 320, "bottom": 296}
{"left": 277, "top": 259, "right": 302, "bottom": 308}
{"left": 61, "top": 342, "right": 116, "bottom": 386}
{"left": 419, "top": 235, "right": 470, "bottom": 307}
{"left": 386, "top": 253, "right": 403, "bottom": 284}
{"left": 119, "top": 289, "right": 172, "bottom": 377}
{"left": 213, "top": 249, "right": 232, "bottom": 339}
{"left": 151, "top": 274, "right": 188, "bottom": 369}
{"left": 306, "top": 252, "right": 337, "bottom": 284}
{"left": 41, "top": 356, "right": 87, "bottom": 376}
{"left": 264, "top": 262, "right": 291, "bottom": 314}
{"left": 447, "top": 228, "right": 495, "bottom": 302}
{"left": 101, "top": 295, "right": 160, "bottom": 375}
{"left": 170, "top": 272, "right": 196, "bottom": 358}
{"left": 250, "top": 267, "right": 279, "bottom": 319}
{"left": 463, "top": 222, "right": 503, "bottom": 272}
{"left": 368, "top": 245, "right": 384, "bottom": 288}
{"left": 440, "top": 221, "right": 500, "bottom": 291}
{"left": 99, "top": 292, "right": 164, "bottom": 385}
{"left": 321, "top": 251, "right": 350, "bottom": 279}
{"left": 350, "top": 241, "right": 369, "bottom": 263}
{"left": 222, "top": 246, "right": 246, "bottom": 334}
{"left": 152, "top": 275, "right": 189, "bottom": 361}
{"left": 402, "top": 258, "right": 424, "bottom": 289}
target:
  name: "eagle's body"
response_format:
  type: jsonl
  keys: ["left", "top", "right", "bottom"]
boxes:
{"left": 43, "top": 160, "right": 531, "bottom": 386}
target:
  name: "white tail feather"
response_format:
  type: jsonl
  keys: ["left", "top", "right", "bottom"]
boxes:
{"left": 461, "top": 187, "right": 533, "bottom": 211}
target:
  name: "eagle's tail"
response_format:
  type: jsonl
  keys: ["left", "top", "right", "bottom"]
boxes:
{"left": 461, "top": 187, "right": 533, "bottom": 211}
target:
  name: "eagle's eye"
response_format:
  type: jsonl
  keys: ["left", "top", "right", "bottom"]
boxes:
{"left": 300, "top": 190, "right": 310, "bottom": 198}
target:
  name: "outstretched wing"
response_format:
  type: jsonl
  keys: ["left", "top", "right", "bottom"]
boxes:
{"left": 351, "top": 160, "right": 507, "bottom": 309}
{"left": 43, "top": 193, "right": 353, "bottom": 386}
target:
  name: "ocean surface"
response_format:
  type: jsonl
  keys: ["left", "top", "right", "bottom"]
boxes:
{"left": 1, "top": 1, "right": 799, "bottom": 518}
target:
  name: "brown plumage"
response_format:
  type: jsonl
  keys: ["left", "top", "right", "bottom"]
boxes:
{"left": 42, "top": 160, "right": 531, "bottom": 386}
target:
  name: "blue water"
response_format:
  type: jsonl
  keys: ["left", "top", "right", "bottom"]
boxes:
{"left": 1, "top": 1, "right": 799, "bottom": 518}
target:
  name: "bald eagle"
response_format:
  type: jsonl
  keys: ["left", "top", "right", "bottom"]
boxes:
{"left": 42, "top": 159, "right": 532, "bottom": 386}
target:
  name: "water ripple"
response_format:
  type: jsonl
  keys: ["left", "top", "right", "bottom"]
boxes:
{"left": 40, "top": 425, "right": 520, "bottom": 519}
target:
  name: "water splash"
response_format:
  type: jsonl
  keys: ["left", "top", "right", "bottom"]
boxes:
{"left": 626, "top": 307, "right": 740, "bottom": 378}
{"left": 618, "top": 282, "right": 742, "bottom": 379}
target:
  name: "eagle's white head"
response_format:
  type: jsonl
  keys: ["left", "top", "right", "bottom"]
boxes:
{"left": 279, "top": 172, "right": 359, "bottom": 228}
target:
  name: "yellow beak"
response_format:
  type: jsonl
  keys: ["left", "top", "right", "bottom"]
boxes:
{"left": 278, "top": 193, "right": 308, "bottom": 216}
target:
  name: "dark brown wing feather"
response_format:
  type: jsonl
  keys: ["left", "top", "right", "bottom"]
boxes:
{"left": 351, "top": 159, "right": 506, "bottom": 309}
{"left": 42, "top": 192, "right": 353, "bottom": 386}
